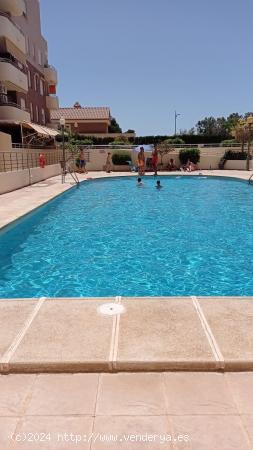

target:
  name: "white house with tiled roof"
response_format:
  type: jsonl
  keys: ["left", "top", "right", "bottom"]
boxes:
{"left": 50, "top": 102, "right": 112, "bottom": 135}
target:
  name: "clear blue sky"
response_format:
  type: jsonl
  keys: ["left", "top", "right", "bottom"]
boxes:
{"left": 40, "top": 0, "right": 253, "bottom": 135}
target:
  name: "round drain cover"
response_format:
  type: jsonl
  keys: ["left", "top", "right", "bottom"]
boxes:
{"left": 98, "top": 303, "right": 125, "bottom": 316}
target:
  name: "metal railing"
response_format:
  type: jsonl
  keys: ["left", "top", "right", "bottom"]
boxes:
{"left": 0, "top": 101, "right": 29, "bottom": 112}
{"left": 0, "top": 149, "right": 90, "bottom": 173}
{"left": 12, "top": 143, "right": 56, "bottom": 149}
{"left": 0, "top": 149, "right": 63, "bottom": 172}
{"left": 0, "top": 11, "right": 25, "bottom": 37}
{"left": 73, "top": 143, "right": 242, "bottom": 150}
{"left": 44, "top": 64, "right": 57, "bottom": 72}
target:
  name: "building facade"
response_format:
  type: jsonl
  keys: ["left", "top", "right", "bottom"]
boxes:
{"left": 0, "top": 0, "right": 58, "bottom": 129}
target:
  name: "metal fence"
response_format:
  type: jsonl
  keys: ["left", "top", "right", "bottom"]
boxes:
{"left": 0, "top": 148, "right": 91, "bottom": 173}
{"left": 73, "top": 143, "right": 242, "bottom": 150}
{"left": 0, "top": 149, "right": 63, "bottom": 172}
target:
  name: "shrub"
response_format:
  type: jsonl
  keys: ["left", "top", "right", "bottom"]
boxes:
{"left": 179, "top": 148, "right": 200, "bottom": 165}
{"left": 224, "top": 150, "right": 252, "bottom": 160}
{"left": 163, "top": 137, "right": 185, "bottom": 145}
{"left": 80, "top": 138, "right": 93, "bottom": 145}
{"left": 111, "top": 140, "right": 130, "bottom": 146}
{"left": 221, "top": 139, "right": 237, "bottom": 147}
{"left": 112, "top": 152, "right": 132, "bottom": 165}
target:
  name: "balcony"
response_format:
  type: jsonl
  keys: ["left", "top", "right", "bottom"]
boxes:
{"left": 46, "top": 95, "right": 59, "bottom": 110}
{"left": 0, "top": 13, "right": 26, "bottom": 55}
{"left": 44, "top": 65, "right": 58, "bottom": 85}
{"left": 0, "top": 102, "right": 30, "bottom": 121}
{"left": 0, "top": 58, "right": 28, "bottom": 92}
{"left": 0, "top": 0, "right": 26, "bottom": 16}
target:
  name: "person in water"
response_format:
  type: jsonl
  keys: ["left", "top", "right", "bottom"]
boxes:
{"left": 156, "top": 180, "right": 162, "bottom": 189}
{"left": 137, "top": 177, "right": 144, "bottom": 186}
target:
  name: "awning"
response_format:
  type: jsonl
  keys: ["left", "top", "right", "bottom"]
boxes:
{"left": 23, "top": 122, "right": 59, "bottom": 137}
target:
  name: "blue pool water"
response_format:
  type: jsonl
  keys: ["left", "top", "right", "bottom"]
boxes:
{"left": 0, "top": 176, "right": 253, "bottom": 298}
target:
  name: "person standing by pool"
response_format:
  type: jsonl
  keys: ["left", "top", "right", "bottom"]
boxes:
{"left": 105, "top": 152, "right": 112, "bottom": 173}
{"left": 79, "top": 149, "right": 88, "bottom": 173}
{"left": 137, "top": 147, "right": 145, "bottom": 176}
{"left": 151, "top": 145, "right": 159, "bottom": 176}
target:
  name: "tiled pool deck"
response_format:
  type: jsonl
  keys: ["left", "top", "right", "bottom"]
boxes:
{"left": 0, "top": 372, "right": 253, "bottom": 449}
{"left": 0, "top": 170, "right": 253, "bottom": 373}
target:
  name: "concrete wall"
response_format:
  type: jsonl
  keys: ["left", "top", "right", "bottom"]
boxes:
{"left": 0, "top": 163, "right": 61, "bottom": 194}
{"left": 224, "top": 160, "right": 253, "bottom": 170}
{"left": 84, "top": 148, "right": 240, "bottom": 171}
{"left": 0, "top": 131, "right": 12, "bottom": 152}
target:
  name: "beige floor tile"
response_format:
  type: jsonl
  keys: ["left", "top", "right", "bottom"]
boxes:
{"left": 10, "top": 299, "right": 114, "bottom": 371}
{"left": 0, "top": 417, "right": 20, "bottom": 449}
{"left": 198, "top": 297, "right": 253, "bottom": 368}
{"left": 172, "top": 415, "right": 251, "bottom": 450}
{"left": 0, "top": 300, "right": 36, "bottom": 358}
{"left": 96, "top": 373, "right": 166, "bottom": 416}
{"left": 26, "top": 374, "right": 99, "bottom": 416}
{"left": 116, "top": 298, "right": 215, "bottom": 370}
{"left": 11, "top": 416, "right": 93, "bottom": 450}
{"left": 227, "top": 373, "right": 253, "bottom": 414}
{"left": 164, "top": 373, "right": 237, "bottom": 415}
{"left": 241, "top": 415, "right": 253, "bottom": 446}
{"left": 0, "top": 375, "right": 35, "bottom": 416}
{"left": 92, "top": 416, "right": 171, "bottom": 449}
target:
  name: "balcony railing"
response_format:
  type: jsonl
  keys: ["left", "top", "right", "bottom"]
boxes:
{"left": 0, "top": 100, "right": 29, "bottom": 112}
{"left": 0, "top": 55, "right": 26, "bottom": 73}
{"left": 0, "top": 10, "right": 25, "bottom": 37}
{"left": 0, "top": 0, "right": 26, "bottom": 17}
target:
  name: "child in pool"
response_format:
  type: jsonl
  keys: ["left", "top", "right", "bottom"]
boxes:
{"left": 156, "top": 180, "right": 163, "bottom": 189}
{"left": 137, "top": 177, "right": 144, "bottom": 186}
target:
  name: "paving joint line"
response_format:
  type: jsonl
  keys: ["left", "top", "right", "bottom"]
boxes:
{"left": 191, "top": 296, "right": 225, "bottom": 370}
{"left": 0, "top": 296, "right": 46, "bottom": 373}
{"left": 108, "top": 296, "right": 122, "bottom": 372}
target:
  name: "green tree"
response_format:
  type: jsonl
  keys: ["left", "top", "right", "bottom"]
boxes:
{"left": 109, "top": 118, "right": 122, "bottom": 133}
{"left": 225, "top": 113, "right": 242, "bottom": 132}
{"left": 196, "top": 117, "right": 218, "bottom": 135}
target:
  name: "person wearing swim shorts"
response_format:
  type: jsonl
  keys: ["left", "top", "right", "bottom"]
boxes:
{"left": 79, "top": 149, "right": 88, "bottom": 173}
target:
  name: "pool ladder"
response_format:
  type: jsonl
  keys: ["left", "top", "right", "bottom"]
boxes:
{"left": 248, "top": 174, "right": 253, "bottom": 185}
{"left": 66, "top": 161, "right": 80, "bottom": 185}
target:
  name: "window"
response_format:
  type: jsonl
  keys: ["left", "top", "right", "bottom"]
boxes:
{"left": 20, "top": 98, "right": 26, "bottom": 110}
{"left": 41, "top": 108, "right": 45, "bottom": 125}
{"left": 38, "top": 50, "right": 42, "bottom": 66}
{"left": 30, "top": 103, "right": 33, "bottom": 121}
{"left": 28, "top": 70, "right": 31, "bottom": 88}
{"left": 31, "top": 43, "right": 35, "bottom": 59}
{"left": 34, "top": 74, "right": 39, "bottom": 92}
{"left": 35, "top": 105, "right": 39, "bottom": 123}
{"left": 40, "top": 79, "right": 44, "bottom": 96}
{"left": 26, "top": 36, "right": 29, "bottom": 55}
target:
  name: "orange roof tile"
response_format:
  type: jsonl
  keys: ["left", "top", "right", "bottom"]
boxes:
{"left": 51, "top": 107, "right": 111, "bottom": 121}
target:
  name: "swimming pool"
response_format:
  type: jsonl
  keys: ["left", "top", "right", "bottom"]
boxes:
{"left": 0, "top": 175, "right": 253, "bottom": 298}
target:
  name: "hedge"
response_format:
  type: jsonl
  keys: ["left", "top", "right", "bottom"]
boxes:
{"left": 179, "top": 148, "right": 200, "bottom": 165}
{"left": 112, "top": 152, "right": 132, "bottom": 165}
{"left": 224, "top": 150, "right": 252, "bottom": 160}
